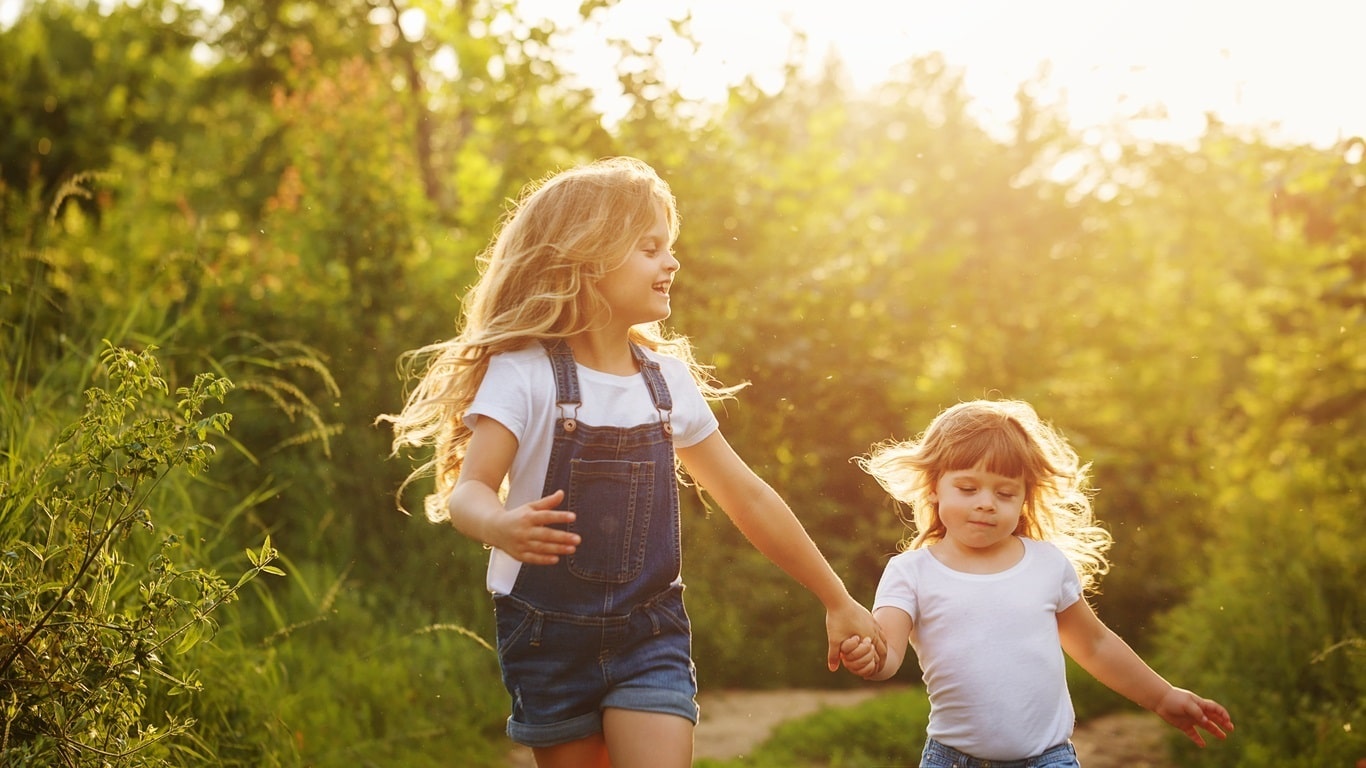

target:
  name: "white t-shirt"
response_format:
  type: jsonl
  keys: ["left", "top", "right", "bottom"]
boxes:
{"left": 873, "top": 537, "right": 1083, "bottom": 760}
{"left": 464, "top": 343, "right": 720, "bottom": 594}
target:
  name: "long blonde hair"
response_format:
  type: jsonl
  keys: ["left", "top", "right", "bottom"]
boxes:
{"left": 381, "top": 157, "right": 736, "bottom": 521}
{"left": 858, "top": 399, "right": 1112, "bottom": 593}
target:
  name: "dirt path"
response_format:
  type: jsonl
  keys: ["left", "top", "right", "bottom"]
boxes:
{"left": 506, "top": 688, "right": 1173, "bottom": 767}
{"left": 693, "top": 688, "right": 891, "bottom": 762}
{"left": 1069, "top": 710, "right": 1174, "bottom": 768}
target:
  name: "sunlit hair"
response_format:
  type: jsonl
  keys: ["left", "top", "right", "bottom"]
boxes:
{"left": 379, "top": 156, "right": 740, "bottom": 522}
{"left": 857, "top": 399, "right": 1112, "bottom": 593}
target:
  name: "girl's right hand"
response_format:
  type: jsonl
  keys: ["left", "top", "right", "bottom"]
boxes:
{"left": 487, "top": 489, "right": 580, "bottom": 565}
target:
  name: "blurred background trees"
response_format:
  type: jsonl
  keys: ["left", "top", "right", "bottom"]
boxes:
{"left": 2, "top": 0, "right": 1361, "bottom": 765}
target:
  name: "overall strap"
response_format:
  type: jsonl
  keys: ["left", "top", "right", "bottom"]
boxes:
{"left": 629, "top": 343, "right": 674, "bottom": 435}
{"left": 539, "top": 339, "right": 674, "bottom": 433}
{"left": 539, "top": 339, "right": 581, "bottom": 410}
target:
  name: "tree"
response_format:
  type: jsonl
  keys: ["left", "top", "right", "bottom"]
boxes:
{"left": 1154, "top": 137, "right": 1366, "bottom": 767}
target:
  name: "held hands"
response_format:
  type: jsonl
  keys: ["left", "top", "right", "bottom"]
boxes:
{"left": 825, "top": 600, "right": 885, "bottom": 674}
{"left": 481, "top": 489, "right": 580, "bottom": 565}
{"left": 1153, "top": 686, "right": 1235, "bottom": 747}
{"left": 838, "top": 635, "right": 881, "bottom": 679}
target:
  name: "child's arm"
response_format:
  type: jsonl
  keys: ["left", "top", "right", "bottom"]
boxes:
{"left": 1058, "top": 598, "right": 1234, "bottom": 747}
{"left": 677, "top": 431, "right": 886, "bottom": 671}
{"left": 446, "top": 415, "right": 580, "bottom": 564}
{"left": 840, "top": 606, "right": 911, "bottom": 681}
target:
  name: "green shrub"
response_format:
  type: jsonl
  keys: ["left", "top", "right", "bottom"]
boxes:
{"left": 0, "top": 344, "right": 284, "bottom": 766}
{"left": 1155, "top": 473, "right": 1366, "bottom": 768}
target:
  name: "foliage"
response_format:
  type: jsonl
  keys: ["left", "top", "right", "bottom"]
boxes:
{"left": 169, "top": 559, "right": 510, "bottom": 768}
{"left": 3, "top": 0, "right": 1363, "bottom": 764}
{"left": 0, "top": 343, "right": 283, "bottom": 766}
{"left": 1152, "top": 139, "right": 1366, "bottom": 768}
{"left": 0, "top": 0, "right": 202, "bottom": 208}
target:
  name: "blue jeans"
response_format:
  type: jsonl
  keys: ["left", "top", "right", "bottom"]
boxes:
{"left": 921, "top": 738, "right": 1081, "bottom": 768}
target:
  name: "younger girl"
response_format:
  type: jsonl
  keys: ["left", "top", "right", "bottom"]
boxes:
{"left": 384, "top": 156, "right": 882, "bottom": 768}
{"left": 840, "top": 399, "right": 1232, "bottom": 767}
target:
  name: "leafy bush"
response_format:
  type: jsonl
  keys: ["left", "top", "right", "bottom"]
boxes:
{"left": 1149, "top": 144, "right": 1366, "bottom": 768}
{"left": 1155, "top": 463, "right": 1366, "bottom": 768}
{"left": 0, "top": 344, "right": 284, "bottom": 766}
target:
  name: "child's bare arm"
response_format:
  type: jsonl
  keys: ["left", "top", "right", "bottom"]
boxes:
{"left": 447, "top": 416, "right": 578, "bottom": 564}
{"left": 677, "top": 431, "right": 886, "bottom": 671}
{"left": 1058, "top": 599, "right": 1234, "bottom": 746}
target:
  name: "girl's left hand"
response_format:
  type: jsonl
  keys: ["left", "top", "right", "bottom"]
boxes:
{"left": 1154, "top": 687, "right": 1235, "bottom": 747}
{"left": 838, "top": 635, "right": 880, "bottom": 679}
{"left": 825, "top": 600, "right": 885, "bottom": 673}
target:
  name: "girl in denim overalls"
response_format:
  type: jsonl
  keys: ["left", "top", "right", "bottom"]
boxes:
{"left": 386, "top": 157, "right": 884, "bottom": 768}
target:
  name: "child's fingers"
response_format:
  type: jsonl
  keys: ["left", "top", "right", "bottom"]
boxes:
{"left": 526, "top": 489, "right": 568, "bottom": 514}
{"left": 1195, "top": 713, "right": 1230, "bottom": 741}
{"left": 1183, "top": 727, "right": 1207, "bottom": 748}
{"left": 839, "top": 637, "right": 872, "bottom": 662}
{"left": 1201, "top": 721, "right": 1226, "bottom": 740}
{"left": 1167, "top": 695, "right": 1233, "bottom": 748}
{"left": 1203, "top": 702, "right": 1234, "bottom": 733}
{"left": 838, "top": 637, "right": 878, "bottom": 678}
{"left": 848, "top": 652, "right": 879, "bottom": 678}
{"left": 529, "top": 509, "right": 577, "bottom": 527}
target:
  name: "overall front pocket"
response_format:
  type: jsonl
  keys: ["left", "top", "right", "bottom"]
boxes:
{"left": 565, "top": 458, "right": 655, "bottom": 583}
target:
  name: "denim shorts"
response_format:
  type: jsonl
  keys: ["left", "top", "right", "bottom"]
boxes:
{"left": 494, "top": 586, "right": 698, "bottom": 748}
{"left": 921, "top": 738, "right": 1080, "bottom": 768}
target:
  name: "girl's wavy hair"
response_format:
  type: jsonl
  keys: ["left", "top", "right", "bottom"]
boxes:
{"left": 857, "top": 399, "right": 1112, "bottom": 593}
{"left": 380, "top": 156, "right": 739, "bottom": 522}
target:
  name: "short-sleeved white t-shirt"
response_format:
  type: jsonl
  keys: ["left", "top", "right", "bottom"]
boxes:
{"left": 873, "top": 537, "right": 1083, "bottom": 760}
{"left": 464, "top": 343, "right": 719, "bottom": 594}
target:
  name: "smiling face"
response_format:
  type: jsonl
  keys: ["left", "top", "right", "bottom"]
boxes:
{"left": 594, "top": 200, "right": 680, "bottom": 329}
{"left": 930, "top": 464, "right": 1026, "bottom": 559}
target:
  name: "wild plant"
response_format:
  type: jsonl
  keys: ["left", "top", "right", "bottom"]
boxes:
{"left": 0, "top": 343, "right": 284, "bottom": 767}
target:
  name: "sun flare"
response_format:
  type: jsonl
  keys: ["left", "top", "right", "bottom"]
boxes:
{"left": 517, "top": 0, "right": 1366, "bottom": 147}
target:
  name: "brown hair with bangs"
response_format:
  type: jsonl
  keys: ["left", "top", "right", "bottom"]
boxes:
{"left": 858, "top": 399, "right": 1113, "bottom": 593}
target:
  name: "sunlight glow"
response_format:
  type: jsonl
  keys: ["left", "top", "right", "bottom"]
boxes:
{"left": 3, "top": 0, "right": 1358, "bottom": 147}
{"left": 520, "top": 0, "right": 1366, "bottom": 147}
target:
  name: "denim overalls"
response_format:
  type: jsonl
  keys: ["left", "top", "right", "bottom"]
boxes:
{"left": 493, "top": 340, "right": 698, "bottom": 748}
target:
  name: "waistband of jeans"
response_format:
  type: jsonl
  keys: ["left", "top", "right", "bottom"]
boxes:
{"left": 923, "top": 737, "right": 1073, "bottom": 768}
{"left": 494, "top": 582, "right": 683, "bottom": 626}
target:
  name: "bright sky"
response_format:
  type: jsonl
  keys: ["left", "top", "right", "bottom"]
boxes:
{"left": 520, "top": 0, "right": 1365, "bottom": 148}
{"left": 3, "top": 0, "right": 1359, "bottom": 148}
